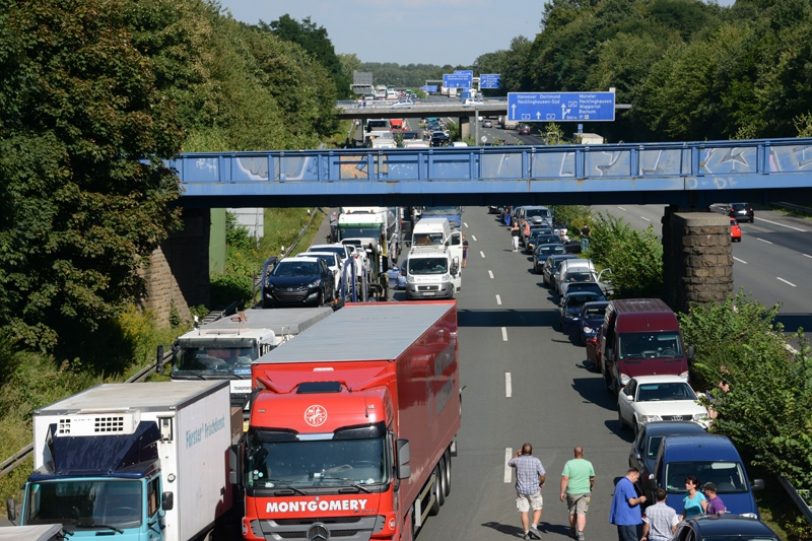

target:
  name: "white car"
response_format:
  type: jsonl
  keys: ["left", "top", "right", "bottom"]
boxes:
{"left": 298, "top": 252, "right": 341, "bottom": 295}
{"left": 618, "top": 375, "right": 710, "bottom": 434}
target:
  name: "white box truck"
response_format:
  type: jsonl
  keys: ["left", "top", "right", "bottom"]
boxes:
{"left": 10, "top": 381, "right": 238, "bottom": 541}
{"left": 0, "top": 524, "right": 63, "bottom": 541}
{"left": 169, "top": 308, "right": 333, "bottom": 408}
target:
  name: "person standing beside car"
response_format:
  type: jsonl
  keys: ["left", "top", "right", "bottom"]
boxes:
{"left": 641, "top": 488, "right": 679, "bottom": 541}
{"left": 702, "top": 483, "right": 727, "bottom": 515}
{"left": 680, "top": 475, "right": 706, "bottom": 519}
{"left": 609, "top": 468, "right": 646, "bottom": 541}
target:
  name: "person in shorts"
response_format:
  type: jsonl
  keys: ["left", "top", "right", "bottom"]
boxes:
{"left": 560, "top": 446, "right": 596, "bottom": 540}
{"left": 508, "top": 443, "right": 546, "bottom": 539}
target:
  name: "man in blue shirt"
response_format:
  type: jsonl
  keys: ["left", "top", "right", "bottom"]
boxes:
{"left": 609, "top": 468, "right": 647, "bottom": 541}
{"left": 508, "top": 443, "right": 546, "bottom": 540}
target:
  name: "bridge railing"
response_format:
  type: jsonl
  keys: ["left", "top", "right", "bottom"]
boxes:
{"left": 169, "top": 138, "right": 812, "bottom": 187}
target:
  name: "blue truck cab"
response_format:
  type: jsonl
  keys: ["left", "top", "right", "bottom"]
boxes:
{"left": 643, "top": 434, "right": 763, "bottom": 518}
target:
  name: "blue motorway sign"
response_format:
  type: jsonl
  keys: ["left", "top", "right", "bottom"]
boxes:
{"left": 454, "top": 70, "right": 474, "bottom": 77}
{"left": 479, "top": 74, "right": 501, "bottom": 89}
{"left": 443, "top": 72, "right": 473, "bottom": 89}
{"left": 422, "top": 85, "right": 439, "bottom": 94}
{"left": 507, "top": 92, "right": 616, "bottom": 122}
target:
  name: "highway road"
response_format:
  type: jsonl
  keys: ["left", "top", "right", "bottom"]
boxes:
{"left": 592, "top": 204, "right": 812, "bottom": 335}
{"left": 418, "top": 207, "right": 636, "bottom": 541}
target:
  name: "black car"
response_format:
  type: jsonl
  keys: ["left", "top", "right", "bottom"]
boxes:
{"left": 263, "top": 257, "right": 334, "bottom": 308}
{"left": 576, "top": 300, "right": 608, "bottom": 346}
{"left": 729, "top": 202, "right": 754, "bottom": 223}
{"left": 559, "top": 290, "right": 606, "bottom": 333}
{"left": 673, "top": 515, "right": 779, "bottom": 541}
{"left": 533, "top": 243, "right": 566, "bottom": 273}
{"left": 430, "top": 131, "right": 450, "bottom": 147}
{"left": 517, "top": 124, "right": 532, "bottom": 135}
{"left": 543, "top": 254, "right": 577, "bottom": 288}
{"left": 628, "top": 421, "right": 706, "bottom": 475}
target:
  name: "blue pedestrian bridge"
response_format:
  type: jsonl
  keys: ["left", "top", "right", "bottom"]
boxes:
{"left": 171, "top": 138, "right": 812, "bottom": 207}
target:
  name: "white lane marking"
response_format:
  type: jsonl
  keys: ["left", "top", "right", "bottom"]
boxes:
{"left": 464, "top": 222, "right": 469, "bottom": 228}
{"left": 471, "top": 234, "right": 477, "bottom": 242}
{"left": 488, "top": 270, "right": 494, "bottom": 279}
{"left": 777, "top": 276, "right": 797, "bottom": 287}
{"left": 804, "top": 253, "right": 812, "bottom": 259}
{"left": 640, "top": 216, "right": 651, "bottom": 222}
{"left": 480, "top": 250, "right": 486, "bottom": 258}
{"left": 496, "top": 294, "right": 502, "bottom": 305}
{"left": 733, "top": 256, "right": 748, "bottom": 265}
{"left": 501, "top": 327, "right": 508, "bottom": 342}
{"left": 756, "top": 216, "right": 807, "bottom": 232}
{"left": 617, "top": 206, "right": 627, "bottom": 211}
{"left": 504, "top": 448, "right": 513, "bottom": 483}
{"left": 785, "top": 343, "right": 799, "bottom": 355}
{"left": 505, "top": 372, "right": 512, "bottom": 398}
{"left": 757, "top": 238, "right": 773, "bottom": 245}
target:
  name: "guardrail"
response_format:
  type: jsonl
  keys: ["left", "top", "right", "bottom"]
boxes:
{"left": 0, "top": 351, "right": 170, "bottom": 479}
{"left": 779, "top": 476, "right": 812, "bottom": 524}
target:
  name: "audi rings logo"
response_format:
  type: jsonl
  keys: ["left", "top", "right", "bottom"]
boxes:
{"left": 307, "top": 523, "right": 330, "bottom": 541}
{"left": 304, "top": 404, "right": 328, "bottom": 427}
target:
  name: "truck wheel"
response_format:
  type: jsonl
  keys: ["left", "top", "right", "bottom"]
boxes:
{"left": 429, "top": 468, "right": 442, "bottom": 515}
{"left": 443, "top": 451, "right": 452, "bottom": 497}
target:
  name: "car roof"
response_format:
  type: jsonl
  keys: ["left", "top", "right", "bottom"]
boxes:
{"left": 631, "top": 375, "right": 692, "bottom": 384}
{"left": 298, "top": 252, "right": 338, "bottom": 260}
{"left": 641, "top": 421, "right": 706, "bottom": 437}
{"left": 279, "top": 256, "right": 319, "bottom": 264}
{"left": 661, "top": 434, "right": 738, "bottom": 458}
{"left": 582, "top": 301, "right": 609, "bottom": 309}
{"left": 686, "top": 515, "right": 777, "bottom": 536}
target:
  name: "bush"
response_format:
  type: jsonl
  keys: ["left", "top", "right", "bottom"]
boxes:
{"left": 586, "top": 212, "right": 663, "bottom": 298}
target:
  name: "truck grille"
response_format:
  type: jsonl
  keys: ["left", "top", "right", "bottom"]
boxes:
{"left": 251, "top": 516, "right": 380, "bottom": 541}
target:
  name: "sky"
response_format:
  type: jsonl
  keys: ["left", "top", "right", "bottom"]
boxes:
{"left": 219, "top": 0, "right": 735, "bottom": 67}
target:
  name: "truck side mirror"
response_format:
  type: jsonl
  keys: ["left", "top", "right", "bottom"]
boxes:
{"left": 397, "top": 439, "right": 411, "bottom": 479}
{"left": 156, "top": 345, "right": 165, "bottom": 373}
{"left": 162, "top": 491, "right": 174, "bottom": 511}
{"left": 6, "top": 498, "right": 16, "bottom": 522}
{"left": 752, "top": 478, "right": 765, "bottom": 491}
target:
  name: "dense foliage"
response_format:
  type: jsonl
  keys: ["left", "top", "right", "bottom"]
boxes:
{"left": 0, "top": 0, "right": 341, "bottom": 355}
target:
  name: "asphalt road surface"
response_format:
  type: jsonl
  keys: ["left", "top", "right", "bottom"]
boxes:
{"left": 418, "top": 208, "right": 635, "bottom": 541}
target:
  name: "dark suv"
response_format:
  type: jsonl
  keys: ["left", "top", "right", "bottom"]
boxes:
{"left": 729, "top": 202, "right": 754, "bottom": 223}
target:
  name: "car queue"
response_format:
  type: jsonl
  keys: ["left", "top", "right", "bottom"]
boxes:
{"left": 490, "top": 205, "right": 773, "bottom": 538}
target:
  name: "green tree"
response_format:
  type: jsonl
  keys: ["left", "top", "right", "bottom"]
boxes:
{"left": 0, "top": 0, "right": 186, "bottom": 353}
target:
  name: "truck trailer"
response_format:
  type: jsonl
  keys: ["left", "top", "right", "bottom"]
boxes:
{"left": 169, "top": 308, "right": 333, "bottom": 409}
{"left": 242, "top": 301, "right": 461, "bottom": 541}
{"left": 11, "top": 381, "right": 239, "bottom": 541}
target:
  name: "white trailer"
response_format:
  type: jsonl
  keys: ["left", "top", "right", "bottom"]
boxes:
{"left": 0, "top": 525, "right": 63, "bottom": 541}
{"left": 15, "top": 381, "right": 237, "bottom": 541}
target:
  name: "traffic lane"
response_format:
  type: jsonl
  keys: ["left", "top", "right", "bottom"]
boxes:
{"left": 421, "top": 207, "right": 638, "bottom": 541}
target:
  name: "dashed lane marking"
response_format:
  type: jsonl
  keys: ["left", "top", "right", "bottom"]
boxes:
{"left": 496, "top": 294, "right": 502, "bottom": 305}
{"left": 488, "top": 270, "right": 494, "bottom": 279}
{"left": 501, "top": 327, "right": 508, "bottom": 342}
{"left": 733, "top": 257, "right": 748, "bottom": 265}
{"left": 504, "top": 448, "right": 513, "bottom": 483}
{"left": 776, "top": 277, "right": 797, "bottom": 287}
{"left": 505, "top": 372, "right": 512, "bottom": 398}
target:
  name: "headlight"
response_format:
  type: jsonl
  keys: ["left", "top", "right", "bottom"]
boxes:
{"left": 308, "top": 280, "right": 321, "bottom": 288}
{"left": 620, "top": 373, "right": 631, "bottom": 385}
{"left": 679, "top": 371, "right": 689, "bottom": 381}
{"left": 640, "top": 414, "right": 661, "bottom": 423}
{"left": 693, "top": 413, "right": 709, "bottom": 421}
{"left": 407, "top": 275, "right": 415, "bottom": 283}
{"left": 582, "top": 326, "right": 593, "bottom": 334}
{"left": 740, "top": 512, "right": 758, "bottom": 519}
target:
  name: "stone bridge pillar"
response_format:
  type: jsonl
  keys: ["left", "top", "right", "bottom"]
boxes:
{"left": 662, "top": 207, "right": 732, "bottom": 313}
{"left": 144, "top": 207, "right": 210, "bottom": 326}
{"left": 459, "top": 116, "right": 470, "bottom": 139}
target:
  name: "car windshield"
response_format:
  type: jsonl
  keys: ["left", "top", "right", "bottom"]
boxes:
{"left": 409, "top": 257, "right": 448, "bottom": 275}
{"left": 567, "top": 293, "right": 603, "bottom": 307}
{"left": 244, "top": 424, "right": 388, "bottom": 491}
{"left": 619, "top": 332, "right": 682, "bottom": 359}
{"left": 731, "top": 203, "right": 748, "bottom": 210}
{"left": 26, "top": 479, "right": 142, "bottom": 529}
{"left": 664, "top": 461, "right": 748, "bottom": 494}
{"left": 272, "top": 261, "right": 320, "bottom": 276}
{"left": 637, "top": 383, "right": 697, "bottom": 401}
{"left": 566, "top": 272, "right": 594, "bottom": 283}
{"left": 300, "top": 254, "right": 336, "bottom": 268}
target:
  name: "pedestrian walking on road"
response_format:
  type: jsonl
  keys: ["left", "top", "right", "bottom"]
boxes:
{"left": 641, "top": 488, "right": 679, "bottom": 541}
{"left": 609, "top": 468, "right": 646, "bottom": 541}
{"left": 510, "top": 222, "right": 520, "bottom": 252}
{"left": 560, "top": 446, "right": 595, "bottom": 541}
{"left": 462, "top": 238, "right": 469, "bottom": 268}
{"left": 508, "top": 443, "right": 546, "bottom": 540}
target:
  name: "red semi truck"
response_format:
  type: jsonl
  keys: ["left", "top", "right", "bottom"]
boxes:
{"left": 241, "top": 301, "right": 461, "bottom": 541}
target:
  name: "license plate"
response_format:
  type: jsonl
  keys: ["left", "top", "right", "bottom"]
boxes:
{"left": 423, "top": 291, "right": 436, "bottom": 296}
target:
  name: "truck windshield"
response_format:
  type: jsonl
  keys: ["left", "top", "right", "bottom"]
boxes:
{"left": 664, "top": 461, "right": 747, "bottom": 493}
{"left": 618, "top": 332, "right": 682, "bottom": 359}
{"left": 338, "top": 225, "right": 382, "bottom": 239}
{"left": 26, "top": 479, "right": 142, "bottom": 529}
{"left": 173, "top": 339, "right": 256, "bottom": 376}
{"left": 421, "top": 206, "right": 461, "bottom": 216}
{"left": 409, "top": 257, "right": 448, "bottom": 275}
{"left": 244, "top": 424, "right": 388, "bottom": 491}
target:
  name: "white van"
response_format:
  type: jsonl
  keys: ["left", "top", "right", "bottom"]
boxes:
{"left": 410, "top": 217, "right": 463, "bottom": 266}
{"left": 404, "top": 246, "right": 461, "bottom": 299}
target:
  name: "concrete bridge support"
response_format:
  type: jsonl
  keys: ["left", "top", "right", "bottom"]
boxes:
{"left": 143, "top": 207, "right": 210, "bottom": 326}
{"left": 662, "top": 207, "right": 732, "bottom": 313}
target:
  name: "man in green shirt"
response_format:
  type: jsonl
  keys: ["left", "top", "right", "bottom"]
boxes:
{"left": 560, "top": 446, "right": 596, "bottom": 541}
